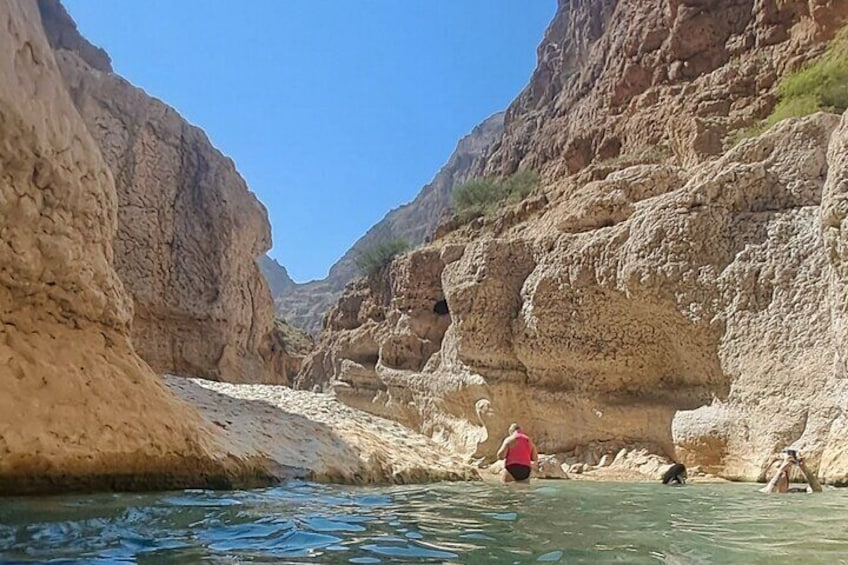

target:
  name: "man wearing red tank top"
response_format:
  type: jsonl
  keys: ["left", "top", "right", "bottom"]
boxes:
{"left": 496, "top": 423, "right": 539, "bottom": 482}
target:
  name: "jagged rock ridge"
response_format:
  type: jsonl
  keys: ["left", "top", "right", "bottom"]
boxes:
{"left": 480, "top": 0, "right": 847, "bottom": 178}
{"left": 259, "top": 255, "right": 297, "bottom": 298}
{"left": 262, "top": 113, "right": 504, "bottom": 335}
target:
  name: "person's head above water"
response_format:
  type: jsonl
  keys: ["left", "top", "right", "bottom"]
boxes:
{"left": 508, "top": 423, "right": 521, "bottom": 434}
{"left": 661, "top": 463, "right": 687, "bottom": 485}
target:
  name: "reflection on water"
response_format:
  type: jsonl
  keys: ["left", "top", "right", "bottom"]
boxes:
{"left": 1, "top": 480, "right": 848, "bottom": 563}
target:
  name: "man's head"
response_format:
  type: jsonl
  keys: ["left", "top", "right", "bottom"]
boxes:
{"left": 508, "top": 423, "right": 521, "bottom": 434}
{"left": 662, "top": 463, "right": 687, "bottom": 485}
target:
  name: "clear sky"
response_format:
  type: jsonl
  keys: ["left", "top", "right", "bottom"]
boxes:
{"left": 63, "top": 1, "right": 555, "bottom": 282}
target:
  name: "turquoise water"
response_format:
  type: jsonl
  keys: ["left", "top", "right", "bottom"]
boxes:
{"left": 1, "top": 481, "right": 847, "bottom": 564}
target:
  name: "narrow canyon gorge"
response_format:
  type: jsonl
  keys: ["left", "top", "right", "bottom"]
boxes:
{"left": 2, "top": 0, "right": 848, "bottom": 494}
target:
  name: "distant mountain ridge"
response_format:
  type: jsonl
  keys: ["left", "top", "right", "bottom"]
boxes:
{"left": 258, "top": 256, "right": 296, "bottom": 298}
{"left": 260, "top": 112, "right": 505, "bottom": 334}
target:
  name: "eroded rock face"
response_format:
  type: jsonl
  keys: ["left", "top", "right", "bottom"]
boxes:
{"left": 261, "top": 318, "right": 314, "bottom": 387}
{"left": 38, "top": 0, "right": 278, "bottom": 383}
{"left": 819, "top": 112, "right": 848, "bottom": 484}
{"left": 479, "top": 0, "right": 848, "bottom": 178}
{"left": 303, "top": 112, "right": 848, "bottom": 483}
{"left": 0, "top": 0, "right": 268, "bottom": 494}
{"left": 300, "top": 0, "right": 848, "bottom": 485}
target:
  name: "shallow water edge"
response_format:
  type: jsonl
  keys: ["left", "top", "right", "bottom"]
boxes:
{"left": 2, "top": 480, "right": 848, "bottom": 564}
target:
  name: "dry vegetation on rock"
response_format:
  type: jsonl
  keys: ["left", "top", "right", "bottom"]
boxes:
{"left": 452, "top": 170, "right": 540, "bottom": 221}
{"left": 734, "top": 25, "right": 848, "bottom": 143}
{"left": 354, "top": 238, "right": 410, "bottom": 277}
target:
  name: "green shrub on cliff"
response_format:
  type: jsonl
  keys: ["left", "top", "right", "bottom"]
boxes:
{"left": 734, "top": 28, "right": 848, "bottom": 143}
{"left": 773, "top": 29, "right": 848, "bottom": 122}
{"left": 451, "top": 178, "right": 500, "bottom": 217}
{"left": 501, "top": 169, "right": 541, "bottom": 203}
{"left": 354, "top": 237, "right": 409, "bottom": 276}
{"left": 452, "top": 170, "right": 540, "bottom": 219}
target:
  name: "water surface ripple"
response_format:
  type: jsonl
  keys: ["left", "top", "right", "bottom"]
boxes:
{"left": 1, "top": 481, "right": 848, "bottom": 563}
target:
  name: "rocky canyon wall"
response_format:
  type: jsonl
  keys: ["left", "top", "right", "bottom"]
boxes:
{"left": 37, "top": 0, "right": 281, "bottom": 383}
{"left": 0, "top": 0, "right": 269, "bottom": 494}
{"left": 301, "top": 0, "right": 848, "bottom": 483}
{"left": 302, "top": 112, "right": 848, "bottom": 484}
{"left": 480, "top": 0, "right": 848, "bottom": 178}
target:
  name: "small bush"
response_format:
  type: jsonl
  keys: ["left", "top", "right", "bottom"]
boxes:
{"left": 764, "top": 36, "right": 848, "bottom": 128}
{"left": 734, "top": 27, "right": 848, "bottom": 144}
{"left": 778, "top": 32, "right": 848, "bottom": 116}
{"left": 451, "top": 178, "right": 503, "bottom": 218}
{"left": 452, "top": 170, "right": 540, "bottom": 219}
{"left": 502, "top": 169, "right": 541, "bottom": 203}
{"left": 354, "top": 237, "right": 409, "bottom": 276}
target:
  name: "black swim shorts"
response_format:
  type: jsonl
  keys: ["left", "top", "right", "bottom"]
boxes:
{"left": 506, "top": 464, "right": 531, "bottom": 481}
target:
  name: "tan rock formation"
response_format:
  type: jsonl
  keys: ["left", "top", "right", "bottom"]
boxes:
{"left": 0, "top": 0, "right": 269, "bottom": 494}
{"left": 299, "top": 0, "right": 848, "bottom": 486}
{"left": 264, "top": 113, "right": 504, "bottom": 335}
{"left": 819, "top": 111, "right": 848, "bottom": 485}
{"left": 37, "top": 0, "right": 279, "bottom": 383}
{"left": 261, "top": 318, "right": 314, "bottom": 387}
{"left": 479, "top": 0, "right": 848, "bottom": 179}
{"left": 302, "top": 111, "right": 848, "bottom": 484}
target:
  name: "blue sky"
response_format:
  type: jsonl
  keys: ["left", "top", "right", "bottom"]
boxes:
{"left": 63, "top": 1, "right": 555, "bottom": 282}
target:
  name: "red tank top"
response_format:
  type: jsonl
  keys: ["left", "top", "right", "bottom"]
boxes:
{"left": 505, "top": 432, "right": 532, "bottom": 467}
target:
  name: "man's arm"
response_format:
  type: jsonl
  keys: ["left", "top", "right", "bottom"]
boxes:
{"left": 760, "top": 460, "right": 791, "bottom": 493}
{"left": 798, "top": 460, "right": 823, "bottom": 493}
{"left": 496, "top": 435, "right": 514, "bottom": 460}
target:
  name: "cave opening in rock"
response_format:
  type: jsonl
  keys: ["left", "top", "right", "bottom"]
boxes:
{"left": 433, "top": 299, "right": 449, "bottom": 316}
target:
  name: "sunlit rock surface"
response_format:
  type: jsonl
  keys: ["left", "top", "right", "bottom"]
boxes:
{"left": 300, "top": 0, "right": 848, "bottom": 484}
{"left": 38, "top": 0, "right": 281, "bottom": 383}
{"left": 0, "top": 0, "right": 271, "bottom": 494}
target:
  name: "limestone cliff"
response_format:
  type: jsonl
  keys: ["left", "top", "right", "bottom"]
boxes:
{"left": 0, "top": 1, "right": 476, "bottom": 493}
{"left": 37, "top": 0, "right": 279, "bottom": 383}
{"left": 301, "top": 1, "right": 848, "bottom": 484}
{"left": 481, "top": 0, "right": 848, "bottom": 177}
{"left": 263, "top": 113, "right": 504, "bottom": 335}
{"left": 0, "top": 0, "right": 270, "bottom": 494}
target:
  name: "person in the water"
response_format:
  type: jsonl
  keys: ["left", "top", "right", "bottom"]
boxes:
{"left": 661, "top": 463, "right": 687, "bottom": 486}
{"left": 496, "top": 423, "right": 538, "bottom": 483}
{"left": 760, "top": 449, "right": 822, "bottom": 494}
